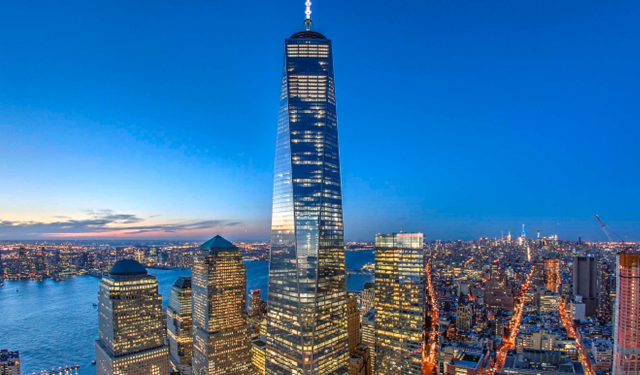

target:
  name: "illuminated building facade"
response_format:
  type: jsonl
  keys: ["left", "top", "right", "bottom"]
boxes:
{"left": 347, "top": 294, "right": 372, "bottom": 374}
{"left": 374, "top": 233, "right": 425, "bottom": 375}
{"left": 544, "top": 258, "right": 560, "bottom": 293}
{"left": 248, "top": 289, "right": 262, "bottom": 318}
{"left": 456, "top": 304, "right": 473, "bottom": 331}
{"left": 18, "top": 247, "right": 29, "bottom": 279}
{"left": 251, "top": 340, "right": 266, "bottom": 375}
{"left": 613, "top": 252, "right": 640, "bottom": 375}
{"left": 347, "top": 295, "right": 360, "bottom": 355}
{"left": 95, "top": 259, "right": 169, "bottom": 375}
{"left": 359, "top": 283, "right": 375, "bottom": 317}
{"left": 265, "top": 9, "right": 348, "bottom": 375}
{"left": 573, "top": 255, "right": 598, "bottom": 317}
{"left": 167, "top": 277, "right": 193, "bottom": 367}
{"left": 361, "top": 309, "right": 376, "bottom": 373}
{"left": 348, "top": 344, "right": 372, "bottom": 375}
{"left": 192, "top": 236, "right": 253, "bottom": 375}
{"left": 485, "top": 269, "right": 515, "bottom": 311}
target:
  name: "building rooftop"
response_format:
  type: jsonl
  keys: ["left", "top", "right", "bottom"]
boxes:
{"left": 109, "top": 259, "right": 147, "bottom": 276}
{"left": 200, "top": 235, "right": 236, "bottom": 250}
{"left": 290, "top": 30, "right": 326, "bottom": 39}
{"left": 252, "top": 339, "right": 266, "bottom": 349}
{"left": 173, "top": 276, "right": 191, "bottom": 289}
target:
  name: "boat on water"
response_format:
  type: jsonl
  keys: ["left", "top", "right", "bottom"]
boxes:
{"left": 93, "top": 303, "right": 98, "bottom": 307}
{"left": 92, "top": 361, "right": 96, "bottom": 365}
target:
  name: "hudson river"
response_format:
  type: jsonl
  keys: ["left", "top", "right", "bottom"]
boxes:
{"left": 0, "top": 250, "right": 373, "bottom": 374}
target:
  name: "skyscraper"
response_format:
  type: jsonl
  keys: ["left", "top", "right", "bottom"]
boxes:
{"left": 544, "top": 258, "right": 560, "bottom": 293}
{"left": 18, "top": 247, "right": 29, "bottom": 279}
{"left": 360, "top": 309, "right": 376, "bottom": 373}
{"left": 192, "top": 236, "right": 253, "bottom": 375}
{"left": 374, "top": 233, "right": 426, "bottom": 375}
{"left": 248, "top": 289, "right": 262, "bottom": 318}
{"left": 613, "top": 251, "right": 640, "bottom": 375}
{"left": 359, "top": 283, "right": 375, "bottom": 317}
{"left": 456, "top": 305, "right": 473, "bottom": 331}
{"left": 573, "top": 255, "right": 598, "bottom": 317}
{"left": 347, "top": 295, "right": 360, "bottom": 355}
{"left": 347, "top": 295, "right": 372, "bottom": 375}
{"left": 95, "top": 259, "right": 169, "bottom": 375}
{"left": 265, "top": 4, "right": 348, "bottom": 374}
{"left": 167, "top": 277, "right": 193, "bottom": 368}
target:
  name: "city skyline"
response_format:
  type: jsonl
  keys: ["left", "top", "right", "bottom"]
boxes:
{"left": 2, "top": 0, "right": 639, "bottom": 242}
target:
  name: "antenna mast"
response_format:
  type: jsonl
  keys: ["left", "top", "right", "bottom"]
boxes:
{"left": 304, "top": 0, "right": 313, "bottom": 30}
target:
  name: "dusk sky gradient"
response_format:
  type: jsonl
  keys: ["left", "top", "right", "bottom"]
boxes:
{"left": 1, "top": 0, "right": 639, "bottom": 241}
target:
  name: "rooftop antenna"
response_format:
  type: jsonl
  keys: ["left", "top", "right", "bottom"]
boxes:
{"left": 304, "top": 0, "right": 313, "bottom": 30}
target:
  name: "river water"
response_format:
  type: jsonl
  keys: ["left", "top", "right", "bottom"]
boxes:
{"left": 0, "top": 250, "right": 373, "bottom": 374}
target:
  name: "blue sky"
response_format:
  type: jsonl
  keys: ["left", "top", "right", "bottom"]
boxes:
{"left": 1, "top": 0, "right": 638, "bottom": 241}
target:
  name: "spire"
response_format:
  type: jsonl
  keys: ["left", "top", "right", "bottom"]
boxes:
{"left": 304, "top": 0, "right": 313, "bottom": 30}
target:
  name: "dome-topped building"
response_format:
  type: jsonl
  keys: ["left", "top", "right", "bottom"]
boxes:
{"left": 109, "top": 259, "right": 148, "bottom": 276}
{"left": 96, "top": 258, "right": 169, "bottom": 374}
{"left": 290, "top": 30, "right": 326, "bottom": 39}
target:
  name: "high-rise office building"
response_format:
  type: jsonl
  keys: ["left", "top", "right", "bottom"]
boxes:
{"left": 192, "top": 236, "right": 253, "bottom": 375}
{"left": 613, "top": 252, "right": 640, "bottom": 375}
{"left": 599, "top": 260, "right": 616, "bottom": 321}
{"left": 95, "top": 259, "right": 169, "bottom": 375}
{"left": 265, "top": 5, "right": 348, "bottom": 375}
{"left": 348, "top": 344, "right": 372, "bottom": 375}
{"left": 59, "top": 247, "right": 74, "bottom": 275}
{"left": 573, "top": 255, "right": 598, "bottom": 317}
{"left": 361, "top": 309, "right": 376, "bottom": 373}
{"left": 167, "top": 277, "right": 193, "bottom": 368}
{"left": 544, "top": 258, "right": 560, "bottom": 294}
{"left": 251, "top": 340, "right": 266, "bottom": 375}
{"left": 456, "top": 305, "right": 474, "bottom": 331}
{"left": 18, "top": 247, "right": 29, "bottom": 279}
{"left": 484, "top": 270, "right": 515, "bottom": 311}
{"left": 347, "top": 295, "right": 361, "bottom": 355}
{"left": 347, "top": 295, "right": 372, "bottom": 375}
{"left": 374, "top": 233, "right": 426, "bottom": 375}
{"left": 359, "top": 283, "right": 375, "bottom": 317}
{"left": 248, "top": 289, "right": 262, "bottom": 318}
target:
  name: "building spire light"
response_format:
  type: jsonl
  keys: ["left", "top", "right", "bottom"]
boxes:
{"left": 304, "top": 0, "right": 313, "bottom": 30}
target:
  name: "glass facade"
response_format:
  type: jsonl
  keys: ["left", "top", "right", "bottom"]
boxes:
{"left": 266, "top": 29, "right": 348, "bottom": 375}
{"left": 374, "top": 233, "right": 425, "bottom": 375}
{"left": 167, "top": 277, "right": 193, "bottom": 366}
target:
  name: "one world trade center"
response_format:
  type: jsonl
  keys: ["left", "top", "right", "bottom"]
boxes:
{"left": 265, "top": 3, "right": 348, "bottom": 374}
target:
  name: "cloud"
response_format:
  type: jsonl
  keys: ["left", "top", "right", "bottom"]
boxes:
{"left": 0, "top": 210, "right": 241, "bottom": 238}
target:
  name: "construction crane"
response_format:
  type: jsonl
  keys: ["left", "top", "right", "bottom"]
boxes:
{"left": 594, "top": 215, "right": 623, "bottom": 243}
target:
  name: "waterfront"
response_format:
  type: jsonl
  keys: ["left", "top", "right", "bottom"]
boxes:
{"left": 0, "top": 250, "right": 373, "bottom": 374}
